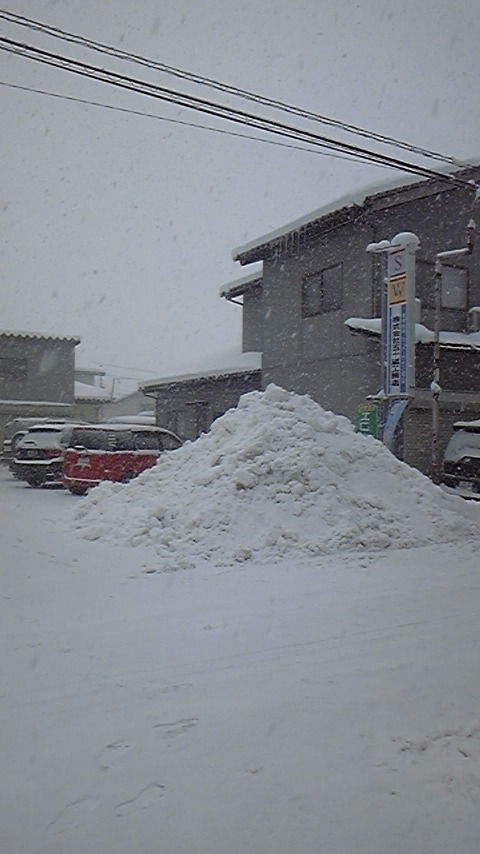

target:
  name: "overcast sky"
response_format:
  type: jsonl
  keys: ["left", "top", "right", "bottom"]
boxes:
{"left": 1, "top": 0, "right": 479, "bottom": 387}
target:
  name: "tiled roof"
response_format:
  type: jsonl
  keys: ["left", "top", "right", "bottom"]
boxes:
{"left": 0, "top": 329, "right": 81, "bottom": 344}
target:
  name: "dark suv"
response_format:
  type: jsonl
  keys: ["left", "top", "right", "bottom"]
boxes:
{"left": 11, "top": 423, "right": 76, "bottom": 488}
{"left": 442, "top": 419, "right": 480, "bottom": 498}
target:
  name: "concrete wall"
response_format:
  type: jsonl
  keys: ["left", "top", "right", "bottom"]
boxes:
{"left": 261, "top": 216, "right": 379, "bottom": 418}
{"left": 0, "top": 336, "right": 76, "bottom": 404}
{"left": 242, "top": 285, "right": 263, "bottom": 353}
{"left": 0, "top": 335, "right": 77, "bottom": 447}
{"left": 154, "top": 371, "right": 261, "bottom": 441}
{"left": 101, "top": 390, "right": 154, "bottom": 420}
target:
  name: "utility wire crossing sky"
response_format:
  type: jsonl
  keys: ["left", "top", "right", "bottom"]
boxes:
{"left": 0, "top": 12, "right": 477, "bottom": 186}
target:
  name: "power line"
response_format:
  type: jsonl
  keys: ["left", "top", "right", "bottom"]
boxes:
{"left": 0, "top": 35, "right": 477, "bottom": 190}
{"left": 0, "top": 8, "right": 472, "bottom": 170}
{"left": 0, "top": 80, "right": 380, "bottom": 165}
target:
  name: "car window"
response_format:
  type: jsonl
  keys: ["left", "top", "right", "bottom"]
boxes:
{"left": 444, "top": 428, "right": 480, "bottom": 460}
{"left": 162, "top": 432, "right": 182, "bottom": 451}
{"left": 70, "top": 428, "right": 108, "bottom": 450}
{"left": 111, "top": 430, "right": 133, "bottom": 450}
{"left": 17, "top": 429, "right": 65, "bottom": 449}
{"left": 132, "top": 431, "right": 160, "bottom": 450}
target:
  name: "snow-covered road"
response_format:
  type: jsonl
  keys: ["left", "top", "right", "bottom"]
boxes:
{"left": 2, "top": 465, "right": 480, "bottom": 853}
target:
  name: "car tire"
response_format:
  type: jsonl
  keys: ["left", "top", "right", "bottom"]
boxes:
{"left": 120, "top": 471, "right": 136, "bottom": 483}
{"left": 27, "top": 477, "right": 45, "bottom": 488}
{"left": 69, "top": 486, "right": 88, "bottom": 496}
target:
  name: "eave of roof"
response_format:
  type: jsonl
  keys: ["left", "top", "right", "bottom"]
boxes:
{"left": 232, "top": 164, "right": 480, "bottom": 266}
{"left": 0, "top": 329, "right": 81, "bottom": 344}
{"left": 74, "top": 381, "right": 112, "bottom": 402}
{"left": 220, "top": 268, "right": 263, "bottom": 299}
{"left": 141, "top": 362, "right": 262, "bottom": 393}
{"left": 232, "top": 199, "right": 363, "bottom": 265}
{"left": 345, "top": 317, "right": 480, "bottom": 350}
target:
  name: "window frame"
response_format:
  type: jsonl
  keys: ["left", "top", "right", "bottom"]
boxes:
{"left": 301, "top": 263, "right": 343, "bottom": 318}
{"left": 415, "top": 259, "right": 468, "bottom": 310}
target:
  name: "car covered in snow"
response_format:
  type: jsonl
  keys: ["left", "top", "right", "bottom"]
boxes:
{"left": 2, "top": 416, "right": 67, "bottom": 468}
{"left": 62, "top": 423, "right": 182, "bottom": 495}
{"left": 11, "top": 422, "right": 77, "bottom": 488}
{"left": 441, "top": 418, "right": 480, "bottom": 498}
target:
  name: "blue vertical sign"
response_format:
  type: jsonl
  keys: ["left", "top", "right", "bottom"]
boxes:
{"left": 386, "top": 233, "right": 418, "bottom": 398}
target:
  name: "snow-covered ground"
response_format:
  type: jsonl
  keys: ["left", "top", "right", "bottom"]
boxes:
{"left": 2, "top": 386, "right": 480, "bottom": 854}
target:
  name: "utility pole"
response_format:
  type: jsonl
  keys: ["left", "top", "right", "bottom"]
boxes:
{"left": 431, "top": 218, "right": 475, "bottom": 483}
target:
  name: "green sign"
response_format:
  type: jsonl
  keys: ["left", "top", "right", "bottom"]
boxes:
{"left": 355, "top": 402, "right": 380, "bottom": 439}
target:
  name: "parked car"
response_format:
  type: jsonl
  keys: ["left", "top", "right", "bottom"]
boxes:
{"left": 2, "top": 416, "right": 66, "bottom": 468}
{"left": 11, "top": 422, "right": 77, "bottom": 488}
{"left": 62, "top": 423, "right": 182, "bottom": 495}
{"left": 441, "top": 418, "right": 480, "bottom": 498}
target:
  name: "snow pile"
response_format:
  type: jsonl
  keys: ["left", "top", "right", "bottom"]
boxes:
{"left": 73, "top": 385, "right": 479, "bottom": 567}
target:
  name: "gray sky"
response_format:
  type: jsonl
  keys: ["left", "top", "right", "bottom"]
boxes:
{"left": 1, "top": 0, "right": 479, "bottom": 387}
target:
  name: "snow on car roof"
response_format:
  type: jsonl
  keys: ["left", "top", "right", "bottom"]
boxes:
{"left": 453, "top": 419, "right": 480, "bottom": 429}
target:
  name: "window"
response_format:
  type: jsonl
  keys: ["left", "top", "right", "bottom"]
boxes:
{"left": 161, "top": 432, "right": 182, "bottom": 451}
{"left": 70, "top": 428, "right": 108, "bottom": 450}
{"left": 441, "top": 265, "right": 468, "bottom": 310}
{"left": 133, "top": 431, "right": 160, "bottom": 451}
{"left": 416, "top": 260, "right": 468, "bottom": 310}
{"left": 302, "top": 264, "right": 343, "bottom": 317}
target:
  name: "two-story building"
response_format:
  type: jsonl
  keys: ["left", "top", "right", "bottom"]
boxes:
{"left": 225, "top": 166, "right": 480, "bottom": 475}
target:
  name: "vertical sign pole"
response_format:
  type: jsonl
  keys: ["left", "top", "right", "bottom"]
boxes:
{"left": 386, "top": 232, "right": 419, "bottom": 399}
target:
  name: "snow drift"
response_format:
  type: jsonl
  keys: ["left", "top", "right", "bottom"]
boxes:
{"left": 73, "top": 385, "right": 479, "bottom": 567}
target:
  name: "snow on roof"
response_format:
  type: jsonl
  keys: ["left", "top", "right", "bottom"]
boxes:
{"left": 106, "top": 412, "right": 156, "bottom": 425}
{"left": 74, "top": 381, "right": 112, "bottom": 401}
{"left": 232, "top": 164, "right": 478, "bottom": 264}
{"left": 0, "top": 399, "right": 72, "bottom": 407}
{"left": 141, "top": 350, "right": 262, "bottom": 392}
{"left": 345, "top": 317, "right": 480, "bottom": 350}
{"left": 453, "top": 418, "right": 480, "bottom": 429}
{"left": 232, "top": 188, "right": 367, "bottom": 261}
{"left": 220, "top": 266, "right": 263, "bottom": 298}
{"left": 75, "top": 366, "right": 106, "bottom": 377}
{"left": 0, "top": 329, "right": 81, "bottom": 344}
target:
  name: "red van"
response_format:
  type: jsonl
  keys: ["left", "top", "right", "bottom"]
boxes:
{"left": 62, "top": 423, "right": 182, "bottom": 495}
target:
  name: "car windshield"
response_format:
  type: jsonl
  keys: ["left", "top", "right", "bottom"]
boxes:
{"left": 444, "top": 427, "right": 480, "bottom": 461}
{"left": 18, "top": 429, "right": 65, "bottom": 449}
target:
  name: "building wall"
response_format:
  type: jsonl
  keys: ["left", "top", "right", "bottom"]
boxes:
{"left": 242, "top": 285, "right": 263, "bottom": 353}
{"left": 0, "top": 336, "right": 75, "bottom": 404}
{"left": 154, "top": 371, "right": 261, "bottom": 441}
{"left": 101, "top": 390, "right": 154, "bottom": 420}
{"left": 367, "top": 180, "right": 480, "bottom": 331}
{"left": 71, "top": 400, "right": 104, "bottom": 423}
{"left": 0, "top": 334, "right": 77, "bottom": 447}
{"left": 261, "top": 216, "right": 379, "bottom": 417}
